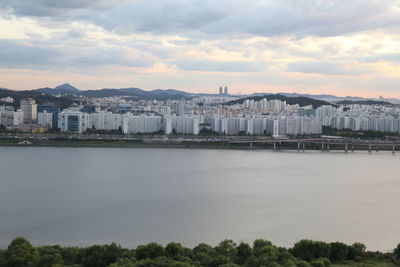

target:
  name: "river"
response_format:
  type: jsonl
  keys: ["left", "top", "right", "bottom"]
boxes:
{"left": 0, "top": 147, "right": 399, "bottom": 251}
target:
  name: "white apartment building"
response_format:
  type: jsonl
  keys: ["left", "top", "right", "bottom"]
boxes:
{"left": 59, "top": 108, "right": 89, "bottom": 133}
{"left": 38, "top": 111, "right": 53, "bottom": 128}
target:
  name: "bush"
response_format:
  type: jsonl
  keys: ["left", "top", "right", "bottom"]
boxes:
{"left": 329, "top": 242, "right": 349, "bottom": 262}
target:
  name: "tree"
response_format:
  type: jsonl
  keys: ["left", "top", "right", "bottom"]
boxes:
{"left": 135, "top": 243, "right": 165, "bottom": 260}
{"left": 5, "top": 237, "right": 40, "bottom": 267}
{"left": 82, "top": 243, "right": 122, "bottom": 267}
{"left": 61, "top": 247, "right": 82, "bottom": 265}
{"left": 291, "top": 240, "right": 316, "bottom": 261}
{"left": 109, "top": 258, "right": 136, "bottom": 267}
{"left": 37, "top": 246, "right": 64, "bottom": 267}
{"left": 82, "top": 245, "right": 107, "bottom": 267}
{"left": 291, "top": 240, "right": 330, "bottom": 262}
{"left": 310, "top": 257, "right": 330, "bottom": 267}
{"left": 166, "top": 242, "right": 184, "bottom": 260}
{"left": 395, "top": 243, "right": 400, "bottom": 256}
{"left": 0, "top": 250, "right": 7, "bottom": 267}
{"left": 347, "top": 242, "right": 366, "bottom": 260}
{"left": 235, "top": 242, "right": 252, "bottom": 265}
{"left": 253, "top": 239, "right": 273, "bottom": 257}
{"left": 192, "top": 243, "right": 218, "bottom": 266}
{"left": 215, "top": 240, "right": 237, "bottom": 261}
{"left": 329, "top": 242, "right": 349, "bottom": 262}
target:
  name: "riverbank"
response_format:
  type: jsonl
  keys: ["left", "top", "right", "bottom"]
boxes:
{"left": 1, "top": 136, "right": 399, "bottom": 152}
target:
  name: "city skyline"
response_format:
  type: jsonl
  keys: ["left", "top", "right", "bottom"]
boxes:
{"left": 1, "top": 1, "right": 400, "bottom": 97}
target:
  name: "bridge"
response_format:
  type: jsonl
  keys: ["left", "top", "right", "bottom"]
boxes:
{"left": 228, "top": 138, "right": 400, "bottom": 153}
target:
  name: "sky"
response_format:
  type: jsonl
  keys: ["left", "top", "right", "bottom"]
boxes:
{"left": 0, "top": 0, "right": 400, "bottom": 97}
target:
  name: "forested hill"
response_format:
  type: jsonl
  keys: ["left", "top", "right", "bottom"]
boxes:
{"left": 0, "top": 89, "right": 78, "bottom": 109}
{"left": 225, "top": 94, "right": 332, "bottom": 108}
{"left": 336, "top": 100, "right": 394, "bottom": 106}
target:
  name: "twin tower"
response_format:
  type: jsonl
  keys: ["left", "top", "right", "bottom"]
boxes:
{"left": 219, "top": 86, "right": 229, "bottom": 95}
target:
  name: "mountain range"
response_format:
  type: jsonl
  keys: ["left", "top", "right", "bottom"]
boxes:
{"left": 32, "top": 83, "right": 193, "bottom": 100}
{"left": 1, "top": 83, "right": 398, "bottom": 105}
{"left": 33, "top": 83, "right": 400, "bottom": 104}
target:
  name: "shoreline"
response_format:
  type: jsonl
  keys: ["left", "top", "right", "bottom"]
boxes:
{"left": 1, "top": 138, "right": 399, "bottom": 152}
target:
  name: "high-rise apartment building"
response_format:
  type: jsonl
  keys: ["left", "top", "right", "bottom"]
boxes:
{"left": 20, "top": 98, "right": 37, "bottom": 124}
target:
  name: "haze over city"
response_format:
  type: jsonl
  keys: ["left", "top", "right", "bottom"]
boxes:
{"left": 1, "top": 0, "right": 400, "bottom": 97}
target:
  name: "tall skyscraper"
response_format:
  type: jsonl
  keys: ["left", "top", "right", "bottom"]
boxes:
{"left": 219, "top": 86, "right": 223, "bottom": 95}
{"left": 224, "top": 86, "right": 228, "bottom": 95}
{"left": 20, "top": 98, "right": 37, "bottom": 124}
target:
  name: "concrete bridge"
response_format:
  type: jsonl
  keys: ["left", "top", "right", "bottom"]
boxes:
{"left": 228, "top": 138, "right": 400, "bottom": 153}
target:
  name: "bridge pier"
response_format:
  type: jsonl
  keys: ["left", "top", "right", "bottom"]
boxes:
{"left": 352, "top": 145, "right": 354, "bottom": 152}
{"left": 327, "top": 144, "right": 330, "bottom": 152}
{"left": 273, "top": 142, "right": 276, "bottom": 150}
{"left": 345, "top": 143, "right": 348, "bottom": 153}
{"left": 393, "top": 145, "right": 396, "bottom": 154}
{"left": 376, "top": 145, "right": 379, "bottom": 152}
{"left": 250, "top": 142, "right": 252, "bottom": 148}
{"left": 302, "top": 143, "right": 305, "bottom": 152}
{"left": 321, "top": 143, "right": 324, "bottom": 152}
{"left": 298, "top": 142, "right": 300, "bottom": 152}
{"left": 369, "top": 143, "right": 372, "bottom": 153}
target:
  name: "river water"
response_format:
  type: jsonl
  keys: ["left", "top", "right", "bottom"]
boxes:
{"left": 0, "top": 147, "right": 399, "bottom": 251}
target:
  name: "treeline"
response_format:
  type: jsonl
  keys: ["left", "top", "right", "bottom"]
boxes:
{"left": 335, "top": 100, "right": 394, "bottom": 106}
{"left": 225, "top": 94, "right": 331, "bottom": 108}
{"left": 322, "top": 126, "right": 400, "bottom": 139}
{"left": 0, "top": 89, "right": 78, "bottom": 110}
{"left": 0, "top": 237, "right": 398, "bottom": 267}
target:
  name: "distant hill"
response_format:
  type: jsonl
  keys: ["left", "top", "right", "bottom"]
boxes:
{"left": 335, "top": 100, "right": 394, "bottom": 106}
{"left": 7, "top": 84, "right": 400, "bottom": 104}
{"left": 80, "top": 87, "right": 192, "bottom": 100}
{"left": 30, "top": 84, "right": 193, "bottom": 100}
{"left": 225, "top": 94, "right": 332, "bottom": 108}
{"left": 0, "top": 89, "right": 78, "bottom": 109}
{"left": 54, "top": 83, "right": 79, "bottom": 92}
{"left": 35, "top": 83, "right": 81, "bottom": 96}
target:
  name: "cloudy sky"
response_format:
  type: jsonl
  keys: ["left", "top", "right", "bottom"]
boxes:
{"left": 0, "top": 0, "right": 400, "bottom": 97}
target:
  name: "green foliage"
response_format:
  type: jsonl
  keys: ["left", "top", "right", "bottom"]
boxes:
{"left": 37, "top": 246, "right": 64, "bottom": 267}
{"left": 394, "top": 243, "right": 400, "bottom": 256}
{"left": 291, "top": 240, "right": 331, "bottom": 261}
{"left": 336, "top": 100, "right": 393, "bottom": 106}
{"left": 60, "top": 246, "right": 82, "bottom": 265}
{"left": 5, "top": 237, "right": 40, "bottom": 267}
{"left": 109, "top": 258, "right": 137, "bottom": 267}
{"left": 225, "top": 94, "right": 331, "bottom": 108}
{"left": 215, "top": 240, "right": 238, "bottom": 261}
{"left": 310, "top": 257, "right": 331, "bottom": 267}
{"left": 0, "top": 250, "right": 7, "bottom": 267}
{"left": 135, "top": 243, "right": 165, "bottom": 260}
{"left": 0, "top": 89, "right": 78, "bottom": 110}
{"left": 82, "top": 243, "right": 123, "bottom": 267}
{"left": 322, "top": 126, "right": 400, "bottom": 139}
{"left": 0, "top": 237, "right": 393, "bottom": 267}
{"left": 329, "top": 242, "right": 349, "bottom": 262}
{"left": 166, "top": 242, "right": 185, "bottom": 260}
{"left": 347, "top": 243, "right": 366, "bottom": 260}
{"left": 236, "top": 242, "right": 253, "bottom": 265}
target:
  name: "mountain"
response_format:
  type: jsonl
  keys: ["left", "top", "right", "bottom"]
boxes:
{"left": 250, "top": 92, "right": 365, "bottom": 102}
{"left": 336, "top": 100, "right": 394, "bottom": 106}
{"left": 10, "top": 84, "right": 400, "bottom": 104}
{"left": 0, "top": 88, "right": 78, "bottom": 109}
{"left": 248, "top": 92, "right": 400, "bottom": 105}
{"left": 30, "top": 85, "right": 193, "bottom": 100}
{"left": 225, "top": 94, "right": 332, "bottom": 108}
{"left": 54, "top": 83, "right": 80, "bottom": 92}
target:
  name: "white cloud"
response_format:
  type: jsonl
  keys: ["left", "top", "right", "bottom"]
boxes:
{"left": 0, "top": 0, "right": 400, "bottom": 96}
